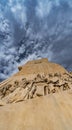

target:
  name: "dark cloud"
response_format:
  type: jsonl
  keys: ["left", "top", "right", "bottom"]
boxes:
{"left": 0, "top": 0, "right": 72, "bottom": 82}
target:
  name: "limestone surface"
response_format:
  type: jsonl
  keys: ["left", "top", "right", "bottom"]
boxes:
{"left": 0, "top": 58, "right": 72, "bottom": 130}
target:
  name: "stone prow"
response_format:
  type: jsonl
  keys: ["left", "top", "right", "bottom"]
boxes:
{"left": 18, "top": 58, "right": 48, "bottom": 71}
{"left": 16, "top": 58, "right": 67, "bottom": 77}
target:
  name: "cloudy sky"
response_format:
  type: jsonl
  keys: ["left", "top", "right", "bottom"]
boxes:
{"left": 0, "top": 0, "right": 72, "bottom": 81}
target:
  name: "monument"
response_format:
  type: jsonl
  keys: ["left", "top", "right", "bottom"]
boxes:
{"left": 0, "top": 58, "right": 72, "bottom": 130}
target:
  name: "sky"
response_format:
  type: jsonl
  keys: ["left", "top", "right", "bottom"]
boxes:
{"left": 0, "top": 0, "right": 72, "bottom": 81}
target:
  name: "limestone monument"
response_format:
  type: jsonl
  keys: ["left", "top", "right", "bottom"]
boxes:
{"left": 0, "top": 58, "right": 72, "bottom": 130}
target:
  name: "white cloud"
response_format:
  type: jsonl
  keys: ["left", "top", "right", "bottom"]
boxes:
{"left": 19, "top": 44, "right": 25, "bottom": 54}
{"left": 11, "top": 5, "right": 26, "bottom": 26}
{"left": 36, "top": 0, "right": 53, "bottom": 18}
{"left": 11, "top": 3, "right": 22, "bottom": 13}
{"left": 55, "top": 0, "right": 60, "bottom": 6}
{"left": 8, "top": 0, "right": 27, "bottom": 27}
{"left": 68, "top": 0, "right": 72, "bottom": 8}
